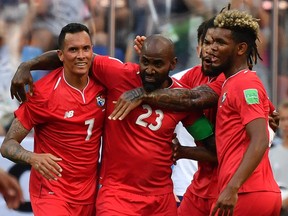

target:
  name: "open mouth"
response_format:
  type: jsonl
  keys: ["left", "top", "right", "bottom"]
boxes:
{"left": 204, "top": 57, "right": 212, "bottom": 64}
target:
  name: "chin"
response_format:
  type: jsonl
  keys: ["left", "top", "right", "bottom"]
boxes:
{"left": 75, "top": 68, "right": 88, "bottom": 74}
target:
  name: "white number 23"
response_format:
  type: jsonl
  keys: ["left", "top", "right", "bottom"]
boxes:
{"left": 135, "top": 104, "right": 164, "bottom": 131}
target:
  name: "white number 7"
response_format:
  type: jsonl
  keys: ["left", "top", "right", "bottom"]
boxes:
{"left": 85, "top": 118, "right": 95, "bottom": 141}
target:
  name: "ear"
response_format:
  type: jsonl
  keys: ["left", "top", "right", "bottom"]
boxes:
{"left": 57, "top": 49, "right": 64, "bottom": 62}
{"left": 196, "top": 45, "right": 201, "bottom": 58}
{"left": 170, "top": 57, "right": 178, "bottom": 70}
{"left": 237, "top": 42, "right": 248, "bottom": 56}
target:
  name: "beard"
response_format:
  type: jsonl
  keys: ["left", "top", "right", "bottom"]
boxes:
{"left": 142, "top": 80, "right": 163, "bottom": 92}
{"left": 202, "top": 65, "right": 223, "bottom": 77}
{"left": 201, "top": 59, "right": 231, "bottom": 78}
{"left": 140, "top": 72, "right": 165, "bottom": 92}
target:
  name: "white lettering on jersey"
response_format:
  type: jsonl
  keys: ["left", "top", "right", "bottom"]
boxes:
{"left": 136, "top": 104, "right": 163, "bottom": 131}
{"left": 64, "top": 110, "right": 74, "bottom": 119}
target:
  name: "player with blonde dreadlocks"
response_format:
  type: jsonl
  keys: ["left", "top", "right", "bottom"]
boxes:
{"left": 204, "top": 8, "right": 282, "bottom": 216}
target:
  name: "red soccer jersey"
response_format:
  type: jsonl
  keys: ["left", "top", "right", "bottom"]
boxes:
{"left": 216, "top": 69, "right": 280, "bottom": 194}
{"left": 15, "top": 68, "right": 106, "bottom": 204}
{"left": 92, "top": 56, "right": 203, "bottom": 195}
{"left": 179, "top": 65, "right": 220, "bottom": 199}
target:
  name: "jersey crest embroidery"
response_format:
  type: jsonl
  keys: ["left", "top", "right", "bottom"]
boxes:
{"left": 244, "top": 89, "right": 259, "bottom": 105}
{"left": 96, "top": 95, "right": 105, "bottom": 107}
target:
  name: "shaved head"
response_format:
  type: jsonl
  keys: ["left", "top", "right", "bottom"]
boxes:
{"left": 141, "top": 34, "right": 175, "bottom": 60}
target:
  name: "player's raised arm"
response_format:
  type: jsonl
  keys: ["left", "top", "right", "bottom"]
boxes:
{"left": 10, "top": 50, "right": 62, "bottom": 103}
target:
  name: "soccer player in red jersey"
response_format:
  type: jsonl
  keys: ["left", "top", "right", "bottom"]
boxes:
{"left": 1, "top": 23, "right": 106, "bottom": 216}
{"left": 93, "top": 35, "right": 216, "bottom": 215}
{"left": 205, "top": 9, "right": 281, "bottom": 216}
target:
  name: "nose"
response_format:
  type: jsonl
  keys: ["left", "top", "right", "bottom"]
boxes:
{"left": 203, "top": 44, "right": 216, "bottom": 55}
{"left": 77, "top": 49, "right": 85, "bottom": 58}
{"left": 210, "top": 42, "right": 218, "bottom": 51}
{"left": 145, "top": 66, "right": 155, "bottom": 74}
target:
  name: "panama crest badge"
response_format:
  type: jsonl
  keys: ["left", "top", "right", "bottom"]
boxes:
{"left": 96, "top": 94, "right": 106, "bottom": 107}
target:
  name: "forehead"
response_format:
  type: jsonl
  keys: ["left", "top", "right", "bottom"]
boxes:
{"left": 141, "top": 42, "right": 172, "bottom": 60}
{"left": 64, "top": 31, "right": 91, "bottom": 47}
{"left": 205, "top": 28, "right": 233, "bottom": 40}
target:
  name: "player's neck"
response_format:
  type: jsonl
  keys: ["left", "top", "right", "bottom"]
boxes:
{"left": 64, "top": 72, "right": 89, "bottom": 91}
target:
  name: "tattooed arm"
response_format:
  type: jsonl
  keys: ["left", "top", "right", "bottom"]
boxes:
{"left": 109, "top": 84, "right": 219, "bottom": 120}
{"left": 1, "top": 118, "right": 62, "bottom": 181}
{"left": 1, "top": 118, "right": 32, "bottom": 164}
{"left": 143, "top": 85, "right": 219, "bottom": 111}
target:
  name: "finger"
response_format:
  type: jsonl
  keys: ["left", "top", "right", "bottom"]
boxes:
{"left": 119, "top": 105, "right": 134, "bottom": 120}
{"left": 49, "top": 155, "right": 62, "bottom": 162}
{"left": 133, "top": 45, "right": 140, "bottom": 53}
{"left": 134, "top": 38, "right": 141, "bottom": 46}
{"left": 47, "top": 156, "right": 63, "bottom": 175}
{"left": 10, "top": 86, "right": 22, "bottom": 102}
{"left": 17, "top": 86, "right": 28, "bottom": 102}
{"left": 10, "top": 85, "right": 15, "bottom": 100}
{"left": 108, "top": 100, "right": 125, "bottom": 120}
{"left": 39, "top": 165, "right": 58, "bottom": 180}
{"left": 228, "top": 208, "right": 234, "bottom": 216}
{"left": 211, "top": 205, "right": 219, "bottom": 216}
{"left": 47, "top": 161, "right": 62, "bottom": 177}
{"left": 28, "top": 83, "right": 34, "bottom": 96}
{"left": 218, "top": 208, "right": 224, "bottom": 216}
{"left": 34, "top": 163, "right": 56, "bottom": 180}
{"left": 115, "top": 103, "right": 131, "bottom": 120}
{"left": 133, "top": 45, "right": 141, "bottom": 55}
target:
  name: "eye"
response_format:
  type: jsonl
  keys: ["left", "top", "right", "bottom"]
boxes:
{"left": 141, "top": 58, "right": 149, "bottom": 65}
{"left": 83, "top": 46, "right": 91, "bottom": 51}
{"left": 69, "top": 47, "right": 77, "bottom": 52}
{"left": 154, "top": 61, "right": 163, "bottom": 68}
{"left": 203, "top": 39, "right": 211, "bottom": 46}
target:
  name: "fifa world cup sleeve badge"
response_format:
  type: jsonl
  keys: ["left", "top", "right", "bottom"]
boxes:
{"left": 243, "top": 89, "right": 259, "bottom": 105}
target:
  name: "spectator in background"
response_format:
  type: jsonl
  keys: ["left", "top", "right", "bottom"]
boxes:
{"left": 270, "top": 100, "right": 288, "bottom": 216}
{"left": 0, "top": 18, "right": 19, "bottom": 135}
{"left": 0, "top": 168, "right": 24, "bottom": 209}
{"left": 87, "top": 0, "right": 127, "bottom": 62}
